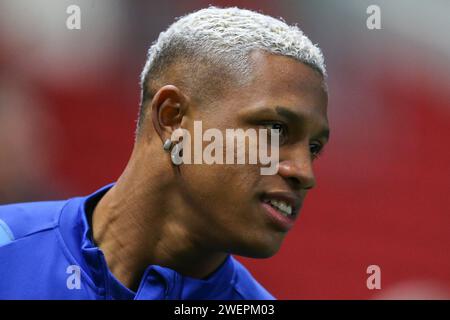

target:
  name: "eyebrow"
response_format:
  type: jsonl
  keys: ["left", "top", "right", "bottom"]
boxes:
{"left": 275, "top": 106, "right": 330, "bottom": 142}
{"left": 275, "top": 106, "right": 300, "bottom": 121}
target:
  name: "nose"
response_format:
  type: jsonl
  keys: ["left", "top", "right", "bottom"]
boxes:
{"left": 277, "top": 154, "right": 316, "bottom": 191}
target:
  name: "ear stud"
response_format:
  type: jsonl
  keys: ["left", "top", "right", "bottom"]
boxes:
{"left": 163, "top": 139, "right": 173, "bottom": 151}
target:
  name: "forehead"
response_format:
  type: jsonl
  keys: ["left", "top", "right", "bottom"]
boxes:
{"left": 247, "top": 50, "right": 327, "bottom": 108}
{"left": 198, "top": 50, "right": 329, "bottom": 134}
{"left": 214, "top": 51, "right": 329, "bottom": 128}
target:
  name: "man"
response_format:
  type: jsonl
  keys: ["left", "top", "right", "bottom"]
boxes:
{"left": 0, "top": 7, "right": 329, "bottom": 299}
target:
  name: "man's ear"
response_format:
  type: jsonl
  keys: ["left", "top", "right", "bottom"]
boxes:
{"left": 150, "top": 85, "right": 188, "bottom": 144}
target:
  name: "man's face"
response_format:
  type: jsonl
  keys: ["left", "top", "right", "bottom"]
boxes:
{"left": 177, "top": 51, "right": 329, "bottom": 258}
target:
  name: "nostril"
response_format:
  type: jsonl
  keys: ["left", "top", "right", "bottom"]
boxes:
{"left": 278, "top": 161, "right": 315, "bottom": 190}
{"left": 286, "top": 176, "right": 315, "bottom": 191}
{"left": 287, "top": 177, "right": 301, "bottom": 190}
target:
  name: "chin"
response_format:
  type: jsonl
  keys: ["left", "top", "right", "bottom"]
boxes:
{"left": 232, "top": 236, "right": 284, "bottom": 259}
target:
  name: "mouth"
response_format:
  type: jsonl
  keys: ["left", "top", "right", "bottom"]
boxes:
{"left": 259, "top": 192, "right": 302, "bottom": 232}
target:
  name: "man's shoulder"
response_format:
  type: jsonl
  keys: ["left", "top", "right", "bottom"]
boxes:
{"left": 0, "top": 197, "right": 96, "bottom": 299}
{"left": 230, "top": 257, "right": 276, "bottom": 300}
{"left": 0, "top": 199, "right": 69, "bottom": 246}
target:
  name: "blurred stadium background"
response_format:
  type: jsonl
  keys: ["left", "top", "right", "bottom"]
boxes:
{"left": 0, "top": 0, "right": 449, "bottom": 299}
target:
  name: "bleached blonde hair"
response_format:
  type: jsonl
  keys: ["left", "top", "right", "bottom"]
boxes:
{"left": 138, "top": 6, "right": 326, "bottom": 130}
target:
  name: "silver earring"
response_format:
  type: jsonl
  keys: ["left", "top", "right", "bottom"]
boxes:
{"left": 163, "top": 139, "right": 173, "bottom": 151}
{"left": 170, "top": 142, "right": 183, "bottom": 165}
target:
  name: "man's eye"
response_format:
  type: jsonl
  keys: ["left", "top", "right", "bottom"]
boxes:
{"left": 263, "top": 122, "right": 288, "bottom": 143}
{"left": 264, "top": 122, "right": 287, "bottom": 135}
{"left": 310, "top": 142, "right": 323, "bottom": 159}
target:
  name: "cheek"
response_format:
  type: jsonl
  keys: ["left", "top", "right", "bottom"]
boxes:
{"left": 179, "top": 163, "right": 260, "bottom": 209}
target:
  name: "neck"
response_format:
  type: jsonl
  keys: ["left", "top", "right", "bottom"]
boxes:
{"left": 91, "top": 146, "right": 227, "bottom": 291}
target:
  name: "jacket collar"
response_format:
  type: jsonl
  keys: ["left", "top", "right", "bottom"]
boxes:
{"left": 58, "top": 183, "right": 236, "bottom": 299}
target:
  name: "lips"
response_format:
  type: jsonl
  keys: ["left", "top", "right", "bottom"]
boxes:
{"left": 259, "top": 192, "right": 302, "bottom": 231}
